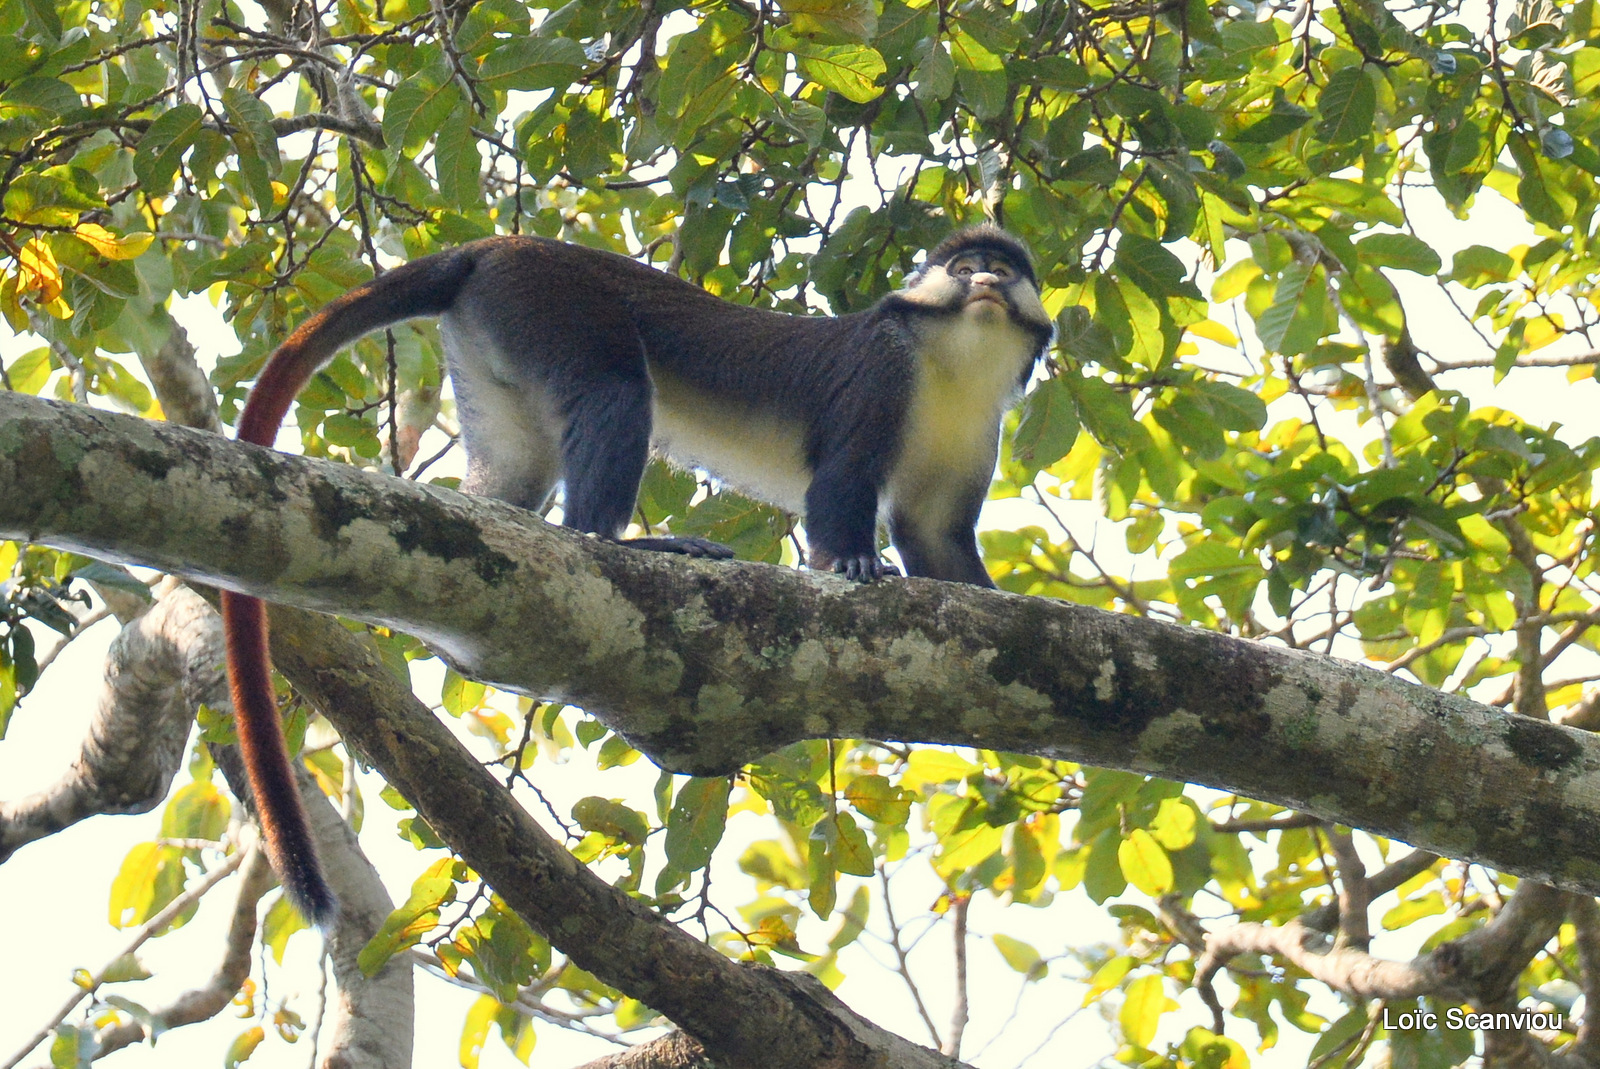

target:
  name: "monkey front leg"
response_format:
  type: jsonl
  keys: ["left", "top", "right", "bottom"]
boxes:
{"left": 802, "top": 462, "right": 894, "bottom": 582}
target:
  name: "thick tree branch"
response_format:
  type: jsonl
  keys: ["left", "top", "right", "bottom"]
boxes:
{"left": 246, "top": 598, "right": 965, "bottom": 1069}
{"left": 572, "top": 1032, "right": 709, "bottom": 1069}
{"left": 1194, "top": 882, "right": 1567, "bottom": 1036}
{"left": 0, "top": 579, "right": 408, "bottom": 1069}
{"left": 0, "top": 582, "right": 199, "bottom": 859}
{"left": 4, "top": 394, "right": 1600, "bottom": 900}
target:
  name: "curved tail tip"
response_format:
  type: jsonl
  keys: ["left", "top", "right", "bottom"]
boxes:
{"left": 286, "top": 867, "right": 339, "bottom": 929}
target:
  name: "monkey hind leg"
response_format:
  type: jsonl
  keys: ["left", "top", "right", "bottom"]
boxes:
{"left": 557, "top": 382, "right": 735, "bottom": 560}
{"left": 890, "top": 514, "right": 996, "bottom": 588}
{"left": 556, "top": 377, "right": 657, "bottom": 540}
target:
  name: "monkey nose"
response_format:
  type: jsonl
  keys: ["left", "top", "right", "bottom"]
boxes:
{"left": 970, "top": 272, "right": 999, "bottom": 286}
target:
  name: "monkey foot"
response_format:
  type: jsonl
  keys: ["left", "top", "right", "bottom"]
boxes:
{"left": 622, "top": 535, "right": 736, "bottom": 559}
{"left": 832, "top": 555, "right": 899, "bottom": 582}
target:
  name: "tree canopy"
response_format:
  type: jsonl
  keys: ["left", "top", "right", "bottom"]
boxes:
{"left": 5, "top": 0, "right": 1600, "bottom": 1066}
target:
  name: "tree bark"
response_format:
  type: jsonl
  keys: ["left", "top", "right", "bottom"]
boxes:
{"left": 4, "top": 392, "right": 1600, "bottom": 899}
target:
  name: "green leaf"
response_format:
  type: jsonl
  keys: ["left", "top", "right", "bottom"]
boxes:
{"left": 49, "top": 1026, "right": 93, "bottom": 1069}
{"left": 2, "top": 168, "right": 100, "bottom": 227}
{"left": 1116, "top": 234, "right": 1203, "bottom": 300}
{"left": 440, "top": 668, "right": 485, "bottom": 715}
{"left": 1012, "top": 376, "right": 1080, "bottom": 477}
{"left": 220, "top": 88, "right": 279, "bottom": 210}
{"left": 572, "top": 797, "right": 649, "bottom": 845}
{"left": 1144, "top": 160, "right": 1199, "bottom": 241}
{"left": 807, "top": 825, "right": 838, "bottom": 917}
{"left": 664, "top": 776, "right": 731, "bottom": 872}
{"left": 912, "top": 42, "right": 955, "bottom": 101}
{"left": 1069, "top": 373, "right": 1151, "bottom": 453}
{"left": 902, "top": 749, "right": 978, "bottom": 790}
{"left": 1170, "top": 540, "right": 1260, "bottom": 581}
{"left": 793, "top": 43, "right": 886, "bottom": 102}
{"left": 1148, "top": 798, "right": 1198, "bottom": 850}
{"left": 132, "top": 104, "right": 203, "bottom": 192}
{"left": 1315, "top": 66, "right": 1376, "bottom": 145}
{"left": 381, "top": 80, "right": 463, "bottom": 152}
{"left": 780, "top": 0, "right": 877, "bottom": 41}
{"left": 1356, "top": 232, "right": 1441, "bottom": 275}
{"left": 224, "top": 1027, "right": 265, "bottom": 1069}
{"left": 561, "top": 105, "right": 620, "bottom": 180}
{"left": 478, "top": 37, "right": 586, "bottom": 90}
{"left": 161, "top": 781, "right": 230, "bottom": 841}
{"left": 956, "top": 66, "right": 1007, "bottom": 119}
{"left": 433, "top": 109, "right": 482, "bottom": 208}
{"left": 1083, "top": 827, "right": 1128, "bottom": 902}
{"left": 675, "top": 487, "right": 788, "bottom": 564}
{"left": 843, "top": 773, "right": 913, "bottom": 824}
{"left": 992, "top": 933, "right": 1048, "bottom": 980}
{"left": 828, "top": 810, "right": 875, "bottom": 876}
{"left": 68, "top": 562, "right": 151, "bottom": 600}
{"left": 6, "top": 629, "right": 33, "bottom": 702}
{"left": 1193, "top": 380, "right": 1266, "bottom": 432}
{"left": 657, "top": 18, "right": 745, "bottom": 130}
{"left": 358, "top": 859, "right": 461, "bottom": 976}
{"left": 459, "top": 996, "right": 494, "bottom": 1069}
{"left": 19, "top": 0, "right": 62, "bottom": 38}
{"left": 1232, "top": 88, "right": 1311, "bottom": 144}
{"left": 1449, "top": 245, "right": 1516, "bottom": 287}
{"left": 1309, "top": 1007, "right": 1370, "bottom": 1062}
{"left": 1254, "top": 260, "right": 1314, "bottom": 353}
{"left": 98, "top": 953, "right": 151, "bottom": 984}
{"left": 1083, "top": 955, "right": 1135, "bottom": 1005}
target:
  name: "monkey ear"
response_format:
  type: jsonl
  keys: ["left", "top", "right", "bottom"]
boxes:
{"left": 891, "top": 263, "right": 963, "bottom": 309}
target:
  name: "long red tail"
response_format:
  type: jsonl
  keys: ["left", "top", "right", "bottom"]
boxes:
{"left": 221, "top": 246, "right": 479, "bottom": 926}
{"left": 224, "top": 307, "right": 349, "bottom": 925}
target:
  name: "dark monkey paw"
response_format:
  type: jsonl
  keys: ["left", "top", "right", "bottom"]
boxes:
{"left": 624, "top": 535, "right": 737, "bottom": 559}
{"left": 833, "top": 554, "right": 898, "bottom": 582}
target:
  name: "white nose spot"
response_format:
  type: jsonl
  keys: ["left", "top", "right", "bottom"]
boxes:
{"left": 970, "top": 272, "right": 999, "bottom": 285}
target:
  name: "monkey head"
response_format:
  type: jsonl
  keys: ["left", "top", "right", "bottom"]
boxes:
{"left": 892, "top": 225, "right": 1053, "bottom": 337}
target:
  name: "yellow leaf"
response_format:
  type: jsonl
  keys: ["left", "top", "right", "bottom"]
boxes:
{"left": 1149, "top": 797, "right": 1197, "bottom": 850}
{"left": 1522, "top": 313, "right": 1564, "bottom": 351}
{"left": 1083, "top": 954, "right": 1135, "bottom": 1005}
{"left": 1119, "top": 973, "right": 1176, "bottom": 1048}
{"left": 1187, "top": 318, "right": 1240, "bottom": 347}
{"left": 224, "top": 1026, "right": 265, "bottom": 1069}
{"left": 901, "top": 749, "right": 978, "bottom": 791}
{"left": 73, "top": 223, "right": 154, "bottom": 260}
{"left": 108, "top": 842, "right": 161, "bottom": 928}
{"left": 458, "top": 995, "right": 495, "bottom": 1069}
{"left": 1118, "top": 828, "right": 1174, "bottom": 895}
{"left": 18, "top": 239, "right": 62, "bottom": 302}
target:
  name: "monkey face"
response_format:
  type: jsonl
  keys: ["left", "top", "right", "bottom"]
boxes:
{"left": 886, "top": 226, "right": 1055, "bottom": 343}
{"left": 947, "top": 251, "right": 1024, "bottom": 320}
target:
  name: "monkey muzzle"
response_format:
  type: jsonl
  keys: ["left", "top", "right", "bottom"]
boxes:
{"left": 964, "top": 278, "right": 1008, "bottom": 314}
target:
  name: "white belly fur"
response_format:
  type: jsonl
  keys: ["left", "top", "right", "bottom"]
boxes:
{"left": 650, "top": 372, "right": 812, "bottom": 512}
{"left": 886, "top": 308, "right": 1038, "bottom": 530}
{"left": 650, "top": 309, "right": 1036, "bottom": 525}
